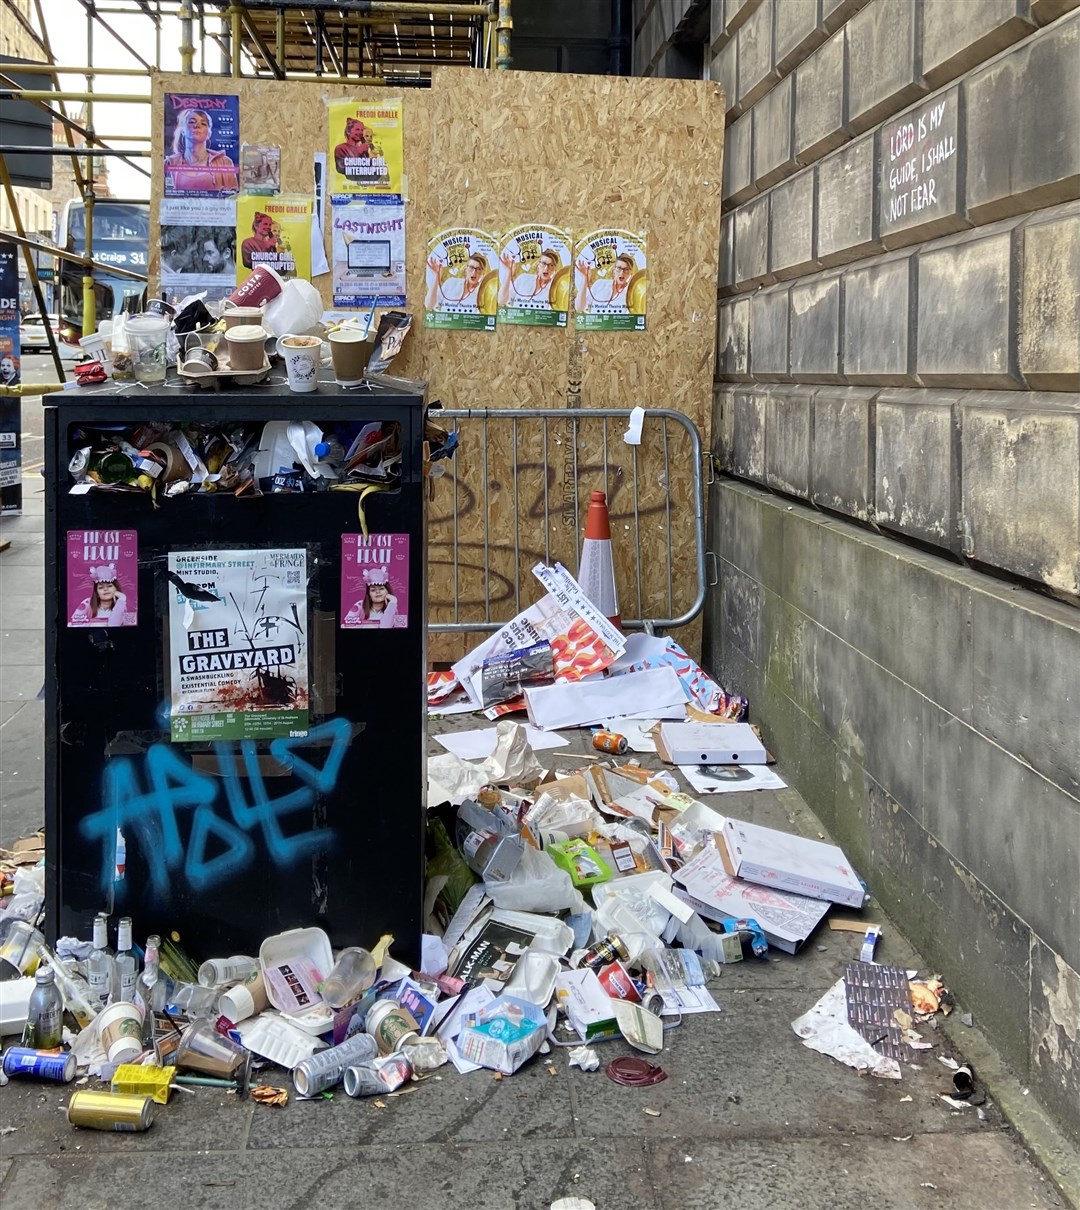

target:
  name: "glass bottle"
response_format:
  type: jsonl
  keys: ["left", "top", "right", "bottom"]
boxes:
{"left": 87, "top": 914, "right": 114, "bottom": 1009}
{"left": 112, "top": 917, "right": 139, "bottom": 1004}
{"left": 37, "top": 943, "right": 96, "bottom": 1030}
{"left": 137, "top": 934, "right": 166, "bottom": 1045}
{"left": 27, "top": 966, "right": 64, "bottom": 1049}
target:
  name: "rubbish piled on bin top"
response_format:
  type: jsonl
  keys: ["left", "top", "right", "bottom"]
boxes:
{"left": 0, "top": 559, "right": 960, "bottom": 1127}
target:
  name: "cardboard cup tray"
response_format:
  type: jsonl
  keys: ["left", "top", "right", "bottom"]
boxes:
{"left": 178, "top": 351, "right": 273, "bottom": 388}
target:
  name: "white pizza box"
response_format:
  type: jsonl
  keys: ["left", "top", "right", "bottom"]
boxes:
{"left": 721, "top": 817, "right": 866, "bottom": 908}
{"left": 657, "top": 721, "right": 767, "bottom": 766}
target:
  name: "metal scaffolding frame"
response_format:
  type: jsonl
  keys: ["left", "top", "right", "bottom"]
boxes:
{"left": 0, "top": 0, "right": 512, "bottom": 380}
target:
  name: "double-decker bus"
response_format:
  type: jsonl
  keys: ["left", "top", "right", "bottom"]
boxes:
{"left": 57, "top": 198, "right": 149, "bottom": 342}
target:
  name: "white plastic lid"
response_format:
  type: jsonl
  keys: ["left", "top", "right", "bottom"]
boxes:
{"left": 218, "top": 982, "right": 255, "bottom": 1023}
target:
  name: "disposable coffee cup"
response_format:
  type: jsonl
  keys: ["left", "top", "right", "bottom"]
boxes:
{"left": 224, "top": 324, "right": 268, "bottom": 372}
{"left": 145, "top": 297, "right": 177, "bottom": 320}
{"left": 222, "top": 303, "right": 264, "bottom": 330}
{"left": 225, "top": 264, "right": 284, "bottom": 309}
{"left": 328, "top": 327, "right": 374, "bottom": 387}
{"left": 98, "top": 1001, "right": 145, "bottom": 1064}
{"left": 275, "top": 333, "right": 328, "bottom": 394}
{"left": 183, "top": 346, "right": 218, "bottom": 374}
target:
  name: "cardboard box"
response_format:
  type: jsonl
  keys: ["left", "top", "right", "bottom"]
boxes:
{"left": 720, "top": 818, "right": 866, "bottom": 908}
{"left": 554, "top": 968, "right": 619, "bottom": 1043}
{"left": 657, "top": 722, "right": 767, "bottom": 766}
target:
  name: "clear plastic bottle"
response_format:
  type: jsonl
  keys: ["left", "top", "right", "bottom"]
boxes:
{"left": 87, "top": 914, "right": 114, "bottom": 1009}
{"left": 27, "top": 966, "right": 64, "bottom": 1049}
{"left": 112, "top": 917, "right": 139, "bottom": 1004}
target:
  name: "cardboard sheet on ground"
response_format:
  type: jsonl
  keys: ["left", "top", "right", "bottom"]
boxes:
{"left": 678, "top": 764, "right": 786, "bottom": 794}
{"left": 672, "top": 846, "right": 830, "bottom": 953}
{"left": 434, "top": 725, "right": 568, "bottom": 762}
{"left": 526, "top": 666, "right": 685, "bottom": 731}
{"left": 607, "top": 633, "right": 726, "bottom": 712}
{"left": 791, "top": 978, "right": 901, "bottom": 1079}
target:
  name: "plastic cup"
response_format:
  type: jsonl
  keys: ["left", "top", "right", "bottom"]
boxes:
{"left": 125, "top": 314, "right": 169, "bottom": 384}
{"left": 275, "top": 334, "right": 327, "bottom": 393}
{"left": 328, "top": 328, "right": 374, "bottom": 387}
{"left": 0, "top": 919, "right": 45, "bottom": 979}
{"left": 226, "top": 264, "right": 284, "bottom": 309}
{"left": 224, "top": 324, "right": 268, "bottom": 372}
{"left": 321, "top": 948, "right": 377, "bottom": 1010}
{"left": 175, "top": 1018, "right": 248, "bottom": 1078}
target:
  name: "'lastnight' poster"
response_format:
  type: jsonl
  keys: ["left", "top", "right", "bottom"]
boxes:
{"left": 167, "top": 548, "right": 309, "bottom": 742}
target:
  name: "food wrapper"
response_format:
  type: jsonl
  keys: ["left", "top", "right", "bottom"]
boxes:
{"left": 252, "top": 1085, "right": 289, "bottom": 1107}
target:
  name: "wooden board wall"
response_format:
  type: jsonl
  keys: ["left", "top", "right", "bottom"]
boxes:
{"left": 151, "top": 68, "right": 724, "bottom": 661}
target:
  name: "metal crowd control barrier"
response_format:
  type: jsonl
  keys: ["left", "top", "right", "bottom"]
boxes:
{"left": 428, "top": 407, "right": 711, "bottom": 635}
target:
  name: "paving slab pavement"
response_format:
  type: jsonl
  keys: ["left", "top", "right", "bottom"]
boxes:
{"left": 0, "top": 452, "right": 1073, "bottom": 1210}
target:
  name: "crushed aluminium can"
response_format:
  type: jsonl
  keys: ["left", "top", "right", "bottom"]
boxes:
{"left": 2, "top": 1047, "right": 76, "bottom": 1083}
{"left": 342, "top": 1054, "right": 413, "bottom": 1098}
{"left": 292, "top": 1031, "right": 379, "bottom": 1097}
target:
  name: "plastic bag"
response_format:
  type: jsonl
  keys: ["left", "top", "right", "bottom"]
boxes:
{"left": 262, "top": 279, "right": 323, "bottom": 338}
{"left": 484, "top": 843, "right": 586, "bottom": 915}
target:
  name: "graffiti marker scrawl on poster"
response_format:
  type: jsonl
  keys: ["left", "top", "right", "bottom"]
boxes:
{"left": 168, "top": 548, "right": 309, "bottom": 742}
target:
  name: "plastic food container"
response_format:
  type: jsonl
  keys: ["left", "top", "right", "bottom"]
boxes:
{"left": 259, "top": 927, "right": 334, "bottom": 1013}
{"left": 236, "top": 1012, "right": 328, "bottom": 1069}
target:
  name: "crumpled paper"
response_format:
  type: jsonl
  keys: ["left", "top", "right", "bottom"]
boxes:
{"left": 568, "top": 1045, "right": 600, "bottom": 1071}
{"left": 791, "top": 979, "right": 901, "bottom": 1080}
{"left": 480, "top": 720, "right": 546, "bottom": 784}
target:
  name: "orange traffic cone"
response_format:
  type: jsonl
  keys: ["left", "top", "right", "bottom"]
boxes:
{"left": 578, "top": 490, "right": 621, "bottom": 628}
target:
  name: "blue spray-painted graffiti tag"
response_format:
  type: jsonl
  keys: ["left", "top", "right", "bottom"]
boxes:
{"left": 80, "top": 717, "right": 351, "bottom": 897}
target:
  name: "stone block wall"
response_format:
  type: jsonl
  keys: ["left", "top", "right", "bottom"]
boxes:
{"left": 636, "top": 0, "right": 1080, "bottom": 1146}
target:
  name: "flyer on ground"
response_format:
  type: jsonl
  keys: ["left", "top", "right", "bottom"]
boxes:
{"left": 0, "top": 240, "right": 21, "bottom": 516}
{"left": 497, "top": 224, "right": 572, "bottom": 327}
{"left": 163, "top": 92, "right": 240, "bottom": 198}
{"left": 240, "top": 143, "right": 281, "bottom": 195}
{"left": 236, "top": 194, "right": 313, "bottom": 283}
{"left": 328, "top": 97, "right": 404, "bottom": 198}
{"left": 573, "top": 228, "right": 647, "bottom": 331}
{"left": 160, "top": 196, "right": 237, "bottom": 302}
{"left": 425, "top": 228, "right": 498, "bottom": 331}
{"left": 66, "top": 529, "right": 138, "bottom": 627}
{"left": 167, "top": 548, "right": 310, "bottom": 743}
{"left": 341, "top": 533, "right": 409, "bottom": 629}
{"left": 331, "top": 198, "right": 406, "bottom": 308}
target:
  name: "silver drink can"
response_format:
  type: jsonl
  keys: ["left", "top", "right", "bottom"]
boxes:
{"left": 292, "top": 1031, "right": 378, "bottom": 1097}
{"left": 343, "top": 1054, "right": 413, "bottom": 1098}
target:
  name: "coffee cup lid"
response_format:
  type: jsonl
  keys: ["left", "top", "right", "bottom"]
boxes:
{"left": 227, "top": 324, "right": 268, "bottom": 342}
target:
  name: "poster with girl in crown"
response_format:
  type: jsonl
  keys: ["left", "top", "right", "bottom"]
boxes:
{"left": 66, "top": 529, "right": 139, "bottom": 627}
{"left": 341, "top": 533, "right": 409, "bottom": 629}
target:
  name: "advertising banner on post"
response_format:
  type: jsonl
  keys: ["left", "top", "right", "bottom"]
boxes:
{"left": 0, "top": 240, "right": 22, "bottom": 516}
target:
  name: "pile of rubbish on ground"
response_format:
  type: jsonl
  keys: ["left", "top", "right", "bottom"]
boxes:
{"left": 0, "top": 562, "right": 965, "bottom": 1133}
